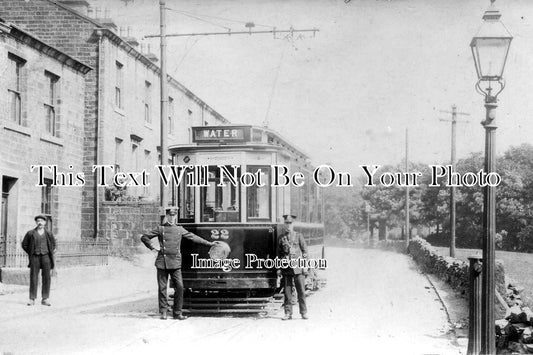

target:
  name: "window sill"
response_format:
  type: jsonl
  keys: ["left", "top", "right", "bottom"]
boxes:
{"left": 40, "top": 135, "right": 64, "bottom": 147}
{"left": 144, "top": 123, "right": 153, "bottom": 130}
{"left": 114, "top": 107, "right": 126, "bottom": 117}
{"left": 102, "top": 199, "right": 155, "bottom": 206}
{"left": 3, "top": 121, "right": 31, "bottom": 136}
{"left": 247, "top": 217, "right": 271, "bottom": 222}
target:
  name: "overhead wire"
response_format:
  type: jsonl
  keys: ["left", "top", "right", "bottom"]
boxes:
{"left": 159, "top": 5, "right": 313, "bottom": 128}
{"left": 166, "top": 8, "right": 231, "bottom": 30}
{"left": 165, "top": 7, "right": 276, "bottom": 29}
{"left": 170, "top": 37, "right": 203, "bottom": 72}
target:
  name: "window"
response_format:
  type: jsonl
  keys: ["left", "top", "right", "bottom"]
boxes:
{"left": 200, "top": 166, "right": 240, "bottom": 222}
{"left": 309, "top": 179, "right": 317, "bottom": 223}
{"left": 179, "top": 183, "right": 195, "bottom": 222}
{"left": 114, "top": 138, "right": 123, "bottom": 171}
{"left": 300, "top": 174, "right": 310, "bottom": 222}
{"left": 44, "top": 71, "right": 59, "bottom": 136}
{"left": 168, "top": 97, "right": 174, "bottom": 135}
{"left": 290, "top": 180, "right": 301, "bottom": 220}
{"left": 131, "top": 143, "right": 139, "bottom": 171}
{"left": 170, "top": 154, "right": 177, "bottom": 205}
{"left": 246, "top": 166, "right": 270, "bottom": 220}
{"left": 144, "top": 81, "right": 151, "bottom": 123}
{"left": 143, "top": 150, "right": 151, "bottom": 197}
{"left": 41, "top": 178, "right": 54, "bottom": 233}
{"left": 316, "top": 185, "right": 323, "bottom": 223}
{"left": 115, "top": 61, "right": 123, "bottom": 109}
{"left": 177, "top": 166, "right": 195, "bottom": 222}
{"left": 7, "top": 53, "right": 24, "bottom": 125}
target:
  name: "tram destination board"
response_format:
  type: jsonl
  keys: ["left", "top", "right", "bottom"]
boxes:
{"left": 192, "top": 125, "right": 252, "bottom": 143}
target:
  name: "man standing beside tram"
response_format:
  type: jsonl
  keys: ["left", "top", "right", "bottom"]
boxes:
{"left": 141, "top": 206, "right": 217, "bottom": 320}
{"left": 278, "top": 213, "right": 309, "bottom": 320}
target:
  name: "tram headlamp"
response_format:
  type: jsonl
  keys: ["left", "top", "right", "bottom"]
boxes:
{"left": 208, "top": 241, "right": 231, "bottom": 260}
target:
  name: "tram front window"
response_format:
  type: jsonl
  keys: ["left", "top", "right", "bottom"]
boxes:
{"left": 200, "top": 166, "right": 240, "bottom": 222}
{"left": 178, "top": 184, "right": 195, "bottom": 221}
{"left": 247, "top": 166, "right": 270, "bottom": 221}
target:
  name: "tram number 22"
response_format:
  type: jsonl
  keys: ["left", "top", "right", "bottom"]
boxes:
{"left": 211, "top": 229, "right": 229, "bottom": 240}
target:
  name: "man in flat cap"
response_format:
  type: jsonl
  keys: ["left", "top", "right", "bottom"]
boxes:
{"left": 141, "top": 207, "right": 216, "bottom": 320}
{"left": 279, "top": 213, "right": 309, "bottom": 320}
{"left": 21, "top": 215, "right": 56, "bottom": 306}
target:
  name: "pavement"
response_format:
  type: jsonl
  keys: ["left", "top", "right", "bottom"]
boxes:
{"left": 426, "top": 273, "right": 470, "bottom": 348}
{"left": 0, "top": 247, "right": 468, "bottom": 355}
{"left": 0, "top": 252, "right": 156, "bottom": 322}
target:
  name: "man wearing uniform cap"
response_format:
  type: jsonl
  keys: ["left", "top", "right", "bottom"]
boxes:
{"left": 21, "top": 215, "right": 56, "bottom": 306}
{"left": 141, "top": 206, "right": 216, "bottom": 320}
{"left": 279, "top": 213, "right": 309, "bottom": 320}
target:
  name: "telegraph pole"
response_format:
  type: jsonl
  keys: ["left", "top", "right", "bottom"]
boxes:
{"left": 159, "top": 0, "right": 169, "bottom": 216}
{"left": 439, "top": 105, "right": 469, "bottom": 257}
{"left": 405, "top": 128, "right": 410, "bottom": 250}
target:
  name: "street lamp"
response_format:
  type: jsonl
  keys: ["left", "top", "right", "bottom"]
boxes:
{"left": 470, "top": 1, "right": 512, "bottom": 354}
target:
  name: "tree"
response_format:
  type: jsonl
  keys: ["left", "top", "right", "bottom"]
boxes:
{"left": 323, "top": 186, "right": 364, "bottom": 239}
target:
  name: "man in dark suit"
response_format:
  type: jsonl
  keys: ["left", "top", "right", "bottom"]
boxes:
{"left": 21, "top": 215, "right": 56, "bottom": 306}
{"left": 141, "top": 207, "right": 216, "bottom": 320}
{"left": 279, "top": 214, "right": 309, "bottom": 320}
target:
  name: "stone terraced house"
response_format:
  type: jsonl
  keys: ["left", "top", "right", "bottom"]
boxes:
{"left": 0, "top": 17, "right": 91, "bottom": 263}
{"left": 0, "top": 0, "right": 230, "bottom": 254}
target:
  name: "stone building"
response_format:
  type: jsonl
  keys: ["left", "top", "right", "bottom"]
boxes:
{"left": 0, "top": 18, "right": 91, "bottom": 256}
{"left": 0, "top": 0, "right": 230, "bottom": 248}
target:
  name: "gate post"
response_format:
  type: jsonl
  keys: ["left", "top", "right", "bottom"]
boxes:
{"left": 468, "top": 256, "right": 483, "bottom": 355}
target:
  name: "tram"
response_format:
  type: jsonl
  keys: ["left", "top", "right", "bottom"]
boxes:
{"left": 168, "top": 125, "right": 325, "bottom": 311}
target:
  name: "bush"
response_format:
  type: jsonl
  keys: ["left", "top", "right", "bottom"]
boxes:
{"left": 425, "top": 232, "right": 450, "bottom": 247}
{"left": 516, "top": 226, "right": 533, "bottom": 252}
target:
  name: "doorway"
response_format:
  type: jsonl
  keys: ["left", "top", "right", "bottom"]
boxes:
{"left": 1, "top": 177, "right": 17, "bottom": 267}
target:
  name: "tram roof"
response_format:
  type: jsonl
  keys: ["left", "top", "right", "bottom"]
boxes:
{"left": 169, "top": 125, "right": 311, "bottom": 162}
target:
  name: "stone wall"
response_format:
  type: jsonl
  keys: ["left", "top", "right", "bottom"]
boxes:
{"left": 99, "top": 202, "right": 160, "bottom": 250}
{"left": 408, "top": 237, "right": 506, "bottom": 297}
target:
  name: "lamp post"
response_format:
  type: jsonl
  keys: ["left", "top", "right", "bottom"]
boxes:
{"left": 470, "top": 1, "right": 512, "bottom": 354}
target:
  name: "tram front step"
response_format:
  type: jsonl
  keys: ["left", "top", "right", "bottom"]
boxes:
{"left": 182, "top": 296, "right": 273, "bottom": 302}
{"left": 182, "top": 308, "right": 273, "bottom": 314}
{"left": 179, "top": 296, "right": 278, "bottom": 314}
{"left": 183, "top": 302, "right": 270, "bottom": 308}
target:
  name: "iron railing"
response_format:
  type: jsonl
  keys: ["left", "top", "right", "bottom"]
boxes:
{"left": 0, "top": 238, "right": 109, "bottom": 268}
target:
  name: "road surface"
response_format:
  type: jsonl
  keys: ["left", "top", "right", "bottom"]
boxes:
{"left": 0, "top": 247, "right": 465, "bottom": 355}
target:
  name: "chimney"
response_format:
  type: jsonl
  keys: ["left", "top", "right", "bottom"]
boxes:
{"left": 58, "top": 0, "right": 90, "bottom": 16}
{"left": 122, "top": 26, "right": 140, "bottom": 48}
{"left": 98, "top": 7, "right": 118, "bottom": 33}
{"left": 144, "top": 44, "right": 158, "bottom": 62}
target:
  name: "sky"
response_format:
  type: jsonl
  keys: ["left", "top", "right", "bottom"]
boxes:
{"left": 90, "top": 0, "right": 533, "bottom": 175}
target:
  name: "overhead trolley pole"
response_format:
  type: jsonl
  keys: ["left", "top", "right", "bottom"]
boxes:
{"left": 151, "top": 3, "right": 319, "bottom": 217}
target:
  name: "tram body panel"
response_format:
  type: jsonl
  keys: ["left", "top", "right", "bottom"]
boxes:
{"left": 180, "top": 223, "right": 278, "bottom": 290}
